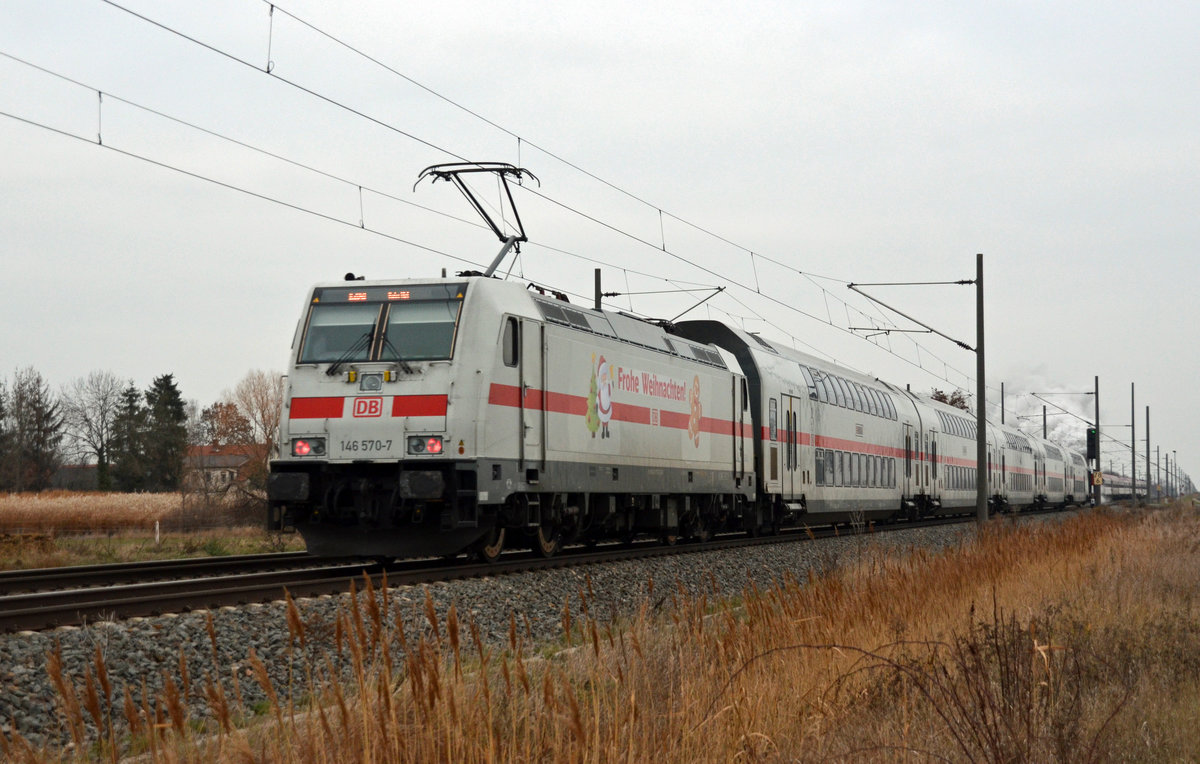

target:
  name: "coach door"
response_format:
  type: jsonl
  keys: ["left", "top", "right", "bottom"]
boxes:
{"left": 732, "top": 378, "right": 748, "bottom": 482}
{"left": 930, "top": 431, "right": 939, "bottom": 496}
{"left": 1035, "top": 454, "right": 1044, "bottom": 499}
{"left": 519, "top": 318, "right": 545, "bottom": 472}
{"left": 782, "top": 394, "right": 802, "bottom": 498}
{"left": 903, "top": 423, "right": 915, "bottom": 497}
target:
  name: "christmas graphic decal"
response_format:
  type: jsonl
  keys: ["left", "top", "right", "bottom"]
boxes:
{"left": 586, "top": 353, "right": 613, "bottom": 438}
{"left": 687, "top": 375, "right": 702, "bottom": 447}
{"left": 586, "top": 353, "right": 703, "bottom": 448}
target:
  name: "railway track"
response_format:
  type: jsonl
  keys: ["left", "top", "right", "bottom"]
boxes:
{"left": 0, "top": 510, "right": 1056, "bottom": 633}
{"left": 0, "top": 551, "right": 319, "bottom": 595}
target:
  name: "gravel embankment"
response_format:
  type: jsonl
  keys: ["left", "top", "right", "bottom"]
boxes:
{"left": 0, "top": 515, "right": 1066, "bottom": 750}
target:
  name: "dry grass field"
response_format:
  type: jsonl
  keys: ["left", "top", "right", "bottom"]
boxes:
{"left": 0, "top": 492, "right": 302, "bottom": 569}
{"left": 6, "top": 500, "right": 1200, "bottom": 762}
{"left": 0, "top": 491, "right": 184, "bottom": 534}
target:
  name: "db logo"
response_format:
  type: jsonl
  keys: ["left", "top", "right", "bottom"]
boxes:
{"left": 352, "top": 397, "right": 384, "bottom": 417}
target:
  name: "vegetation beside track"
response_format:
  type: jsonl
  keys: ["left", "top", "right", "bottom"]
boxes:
{"left": 0, "top": 491, "right": 302, "bottom": 570}
{"left": 5, "top": 499, "right": 1200, "bottom": 761}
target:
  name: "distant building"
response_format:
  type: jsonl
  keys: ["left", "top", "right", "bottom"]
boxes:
{"left": 51, "top": 464, "right": 99, "bottom": 491}
{"left": 184, "top": 444, "right": 262, "bottom": 492}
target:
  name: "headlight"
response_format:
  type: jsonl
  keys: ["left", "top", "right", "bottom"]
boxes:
{"left": 292, "top": 437, "right": 326, "bottom": 457}
{"left": 359, "top": 372, "right": 383, "bottom": 392}
{"left": 407, "top": 436, "right": 444, "bottom": 455}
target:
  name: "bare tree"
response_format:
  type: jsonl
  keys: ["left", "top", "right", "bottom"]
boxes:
{"left": 0, "top": 380, "right": 11, "bottom": 490}
{"left": 227, "top": 369, "right": 284, "bottom": 489}
{"left": 61, "top": 370, "right": 125, "bottom": 490}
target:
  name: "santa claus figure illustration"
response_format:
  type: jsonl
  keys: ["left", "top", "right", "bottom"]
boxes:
{"left": 596, "top": 355, "right": 613, "bottom": 438}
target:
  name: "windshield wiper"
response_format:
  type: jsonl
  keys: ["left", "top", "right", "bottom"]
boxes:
{"left": 380, "top": 335, "right": 416, "bottom": 375}
{"left": 325, "top": 330, "right": 373, "bottom": 376}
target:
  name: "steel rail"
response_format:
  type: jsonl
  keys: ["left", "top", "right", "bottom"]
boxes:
{"left": 0, "top": 551, "right": 322, "bottom": 595}
{"left": 0, "top": 508, "right": 1068, "bottom": 633}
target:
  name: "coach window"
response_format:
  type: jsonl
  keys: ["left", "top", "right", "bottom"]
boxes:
{"left": 825, "top": 376, "right": 841, "bottom": 407}
{"left": 502, "top": 317, "right": 518, "bottom": 367}
{"left": 833, "top": 377, "right": 850, "bottom": 408}
{"left": 800, "top": 366, "right": 819, "bottom": 400}
{"left": 815, "top": 448, "right": 825, "bottom": 484}
{"left": 905, "top": 434, "right": 912, "bottom": 478}
{"left": 769, "top": 398, "right": 778, "bottom": 441}
{"left": 867, "top": 388, "right": 882, "bottom": 417}
{"left": 835, "top": 452, "right": 844, "bottom": 486}
{"left": 819, "top": 374, "right": 836, "bottom": 404}
{"left": 741, "top": 379, "right": 749, "bottom": 411}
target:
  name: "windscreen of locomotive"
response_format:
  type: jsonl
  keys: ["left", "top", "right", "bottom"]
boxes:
{"left": 379, "top": 299, "right": 462, "bottom": 361}
{"left": 298, "top": 292, "right": 463, "bottom": 364}
{"left": 299, "top": 303, "right": 379, "bottom": 363}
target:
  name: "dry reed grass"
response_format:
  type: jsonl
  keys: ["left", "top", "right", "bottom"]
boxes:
{"left": 0, "top": 491, "right": 291, "bottom": 569}
{"left": 0, "top": 492, "right": 180, "bottom": 534}
{"left": 0, "top": 491, "right": 263, "bottom": 535}
{"left": 10, "top": 501, "right": 1200, "bottom": 762}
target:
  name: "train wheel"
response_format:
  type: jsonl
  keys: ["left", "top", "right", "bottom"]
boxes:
{"left": 532, "top": 524, "right": 561, "bottom": 557}
{"left": 472, "top": 527, "right": 506, "bottom": 564}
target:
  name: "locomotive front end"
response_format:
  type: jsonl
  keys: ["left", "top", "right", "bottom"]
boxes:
{"left": 268, "top": 278, "right": 485, "bottom": 557}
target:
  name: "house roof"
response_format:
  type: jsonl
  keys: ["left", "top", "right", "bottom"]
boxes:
{"left": 186, "top": 444, "right": 261, "bottom": 469}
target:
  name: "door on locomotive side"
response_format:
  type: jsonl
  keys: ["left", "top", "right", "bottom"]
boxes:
{"left": 519, "top": 317, "right": 544, "bottom": 472}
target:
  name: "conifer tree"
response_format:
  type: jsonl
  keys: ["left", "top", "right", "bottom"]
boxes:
{"left": 144, "top": 374, "right": 188, "bottom": 491}
{"left": 110, "top": 383, "right": 147, "bottom": 491}
{"left": 9, "top": 367, "right": 64, "bottom": 491}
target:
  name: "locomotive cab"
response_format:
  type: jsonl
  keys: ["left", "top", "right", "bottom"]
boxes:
{"left": 268, "top": 277, "right": 488, "bottom": 557}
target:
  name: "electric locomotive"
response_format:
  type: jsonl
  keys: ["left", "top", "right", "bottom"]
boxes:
{"left": 267, "top": 274, "right": 757, "bottom": 560}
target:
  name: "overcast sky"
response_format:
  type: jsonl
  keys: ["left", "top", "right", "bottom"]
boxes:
{"left": 2, "top": 0, "right": 1196, "bottom": 486}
